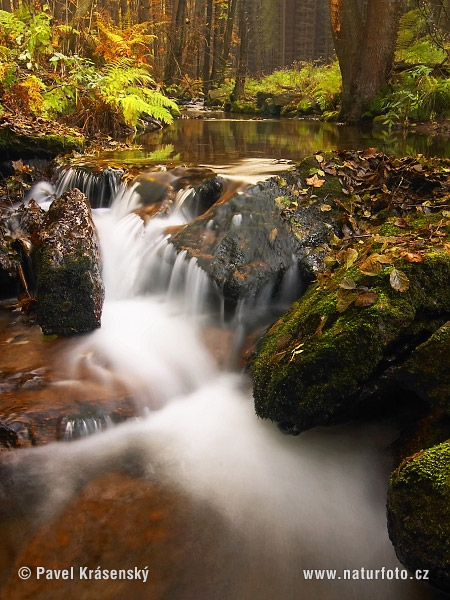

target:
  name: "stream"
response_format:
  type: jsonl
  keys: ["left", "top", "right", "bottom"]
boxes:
{"left": 1, "top": 117, "right": 448, "bottom": 599}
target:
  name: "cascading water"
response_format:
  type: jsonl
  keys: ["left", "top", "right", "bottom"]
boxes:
{"left": 1, "top": 171, "right": 434, "bottom": 600}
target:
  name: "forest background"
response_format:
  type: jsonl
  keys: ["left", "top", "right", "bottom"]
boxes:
{"left": 0, "top": 0, "right": 449, "bottom": 138}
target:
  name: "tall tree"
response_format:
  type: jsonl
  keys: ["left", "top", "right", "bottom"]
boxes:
{"left": 164, "top": 0, "right": 188, "bottom": 84}
{"left": 231, "top": 0, "right": 249, "bottom": 100}
{"left": 202, "top": 0, "right": 213, "bottom": 94}
{"left": 329, "top": 0, "right": 401, "bottom": 122}
{"left": 216, "top": 0, "right": 237, "bottom": 84}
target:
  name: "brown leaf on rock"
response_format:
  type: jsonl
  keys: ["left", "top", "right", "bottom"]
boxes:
{"left": 400, "top": 251, "right": 423, "bottom": 263}
{"left": 359, "top": 255, "right": 382, "bottom": 276}
{"left": 390, "top": 268, "right": 410, "bottom": 292}
{"left": 306, "top": 174, "right": 326, "bottom": 188}
{"left": 336, "top": 248, "right": 358, "bottom": 269}
{"left": 354, "top": 291, "right": 378, "bottom": 307}
{"left": 339, "top": 277, "right": 357, "bottom": 290}
{"left": 336, "top": 289, "right": 358, "bottom": 313}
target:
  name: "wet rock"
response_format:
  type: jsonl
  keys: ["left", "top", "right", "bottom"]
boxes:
{"left": 170, "top": 161, "right": 343, "bottom": 306}
{"left": 0, "top": 421, "right": 19, "bottom": 448}
{"left": 34, "top": 188, "right": 104, "bottom": 335}
{"left": 251, "top": 242, "right": 450, "bottom": 432}
{"left": 393, "top": 321, "right": 450, "bottom": 412}
{"left": 387, "top": 440, "right": 450, "bottom": 591}
{"left": 170, "top": 186, "right": 302, "bottom": 304}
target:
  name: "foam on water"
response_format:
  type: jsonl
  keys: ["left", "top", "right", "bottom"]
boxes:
{"left": 2, "top": 169, "right": 433, "bottom": 599}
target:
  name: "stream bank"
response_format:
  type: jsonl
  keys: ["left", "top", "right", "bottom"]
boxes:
{"left": 1, "top": 117, "right": 450, "bottom": 597}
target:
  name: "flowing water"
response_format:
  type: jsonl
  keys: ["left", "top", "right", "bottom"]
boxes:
{"left": 1, "top": 118, "right": 447, "bottom": 598}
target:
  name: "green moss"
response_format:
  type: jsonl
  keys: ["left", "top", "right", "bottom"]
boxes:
{"left": 293, "top": 153, "right": 343, "bottom": 200}
{"left": 0, "top": 126, "right": 84, "bottom": 158}
{"left": 229, "top": 101, "right": 261, "bottom": 115}
{"left": 251, "top": 251, "right": 450, "bottom": 430}
{"left": 387, "top": 441, "right": 450, "bottom": 589}
{"left": 379, "top": 212, "right": 450, "bottom": 238}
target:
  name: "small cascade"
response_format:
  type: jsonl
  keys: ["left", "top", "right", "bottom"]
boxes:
{"left": 54, "top": 166, "right": 124, "bottom": 208}
{"left": 1, "top": 162, "right": 428, "bottom": 600}
{"left": 62, "top": 415, "right": 112, "bottom": 441}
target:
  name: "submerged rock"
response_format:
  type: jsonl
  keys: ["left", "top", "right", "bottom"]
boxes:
{"left": 35, "top": 188, "right": 104, "bottom": 335}
{"left": 387, "top": 440, "right": 450, "bottom": 591}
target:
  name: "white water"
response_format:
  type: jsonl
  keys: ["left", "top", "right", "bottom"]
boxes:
{"left": 4, "top": 171, "right": 432, "bottom": 599}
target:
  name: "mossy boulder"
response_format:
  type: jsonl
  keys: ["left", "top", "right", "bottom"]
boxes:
{"left": 0, "top": 125, "right": 84, "bottom": 160}
{"left": 35, "top": 189, "right": 104, "bottom": 335}
{"left": 387, "top": 440, "right": 450, "bottom": 591}
{"left": 394, "top": 321, "right": 450, "bottom": 412}
{"left": 251, "top": 247, "right": 450, "bottom": 431}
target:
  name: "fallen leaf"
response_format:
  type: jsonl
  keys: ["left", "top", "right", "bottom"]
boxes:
{"left": 339, "top": 278, "right": 357, "bottom": 290}
{"left": 12, "top": 159, "right": 23, "bottom": 171}
{"left": 359, "top": 255, "right": 382, "bottom": 276}
{"left": 394, "top": 218, "right": 408, "bottom": 228}
{"left": 315, "top": 154, "right": 324, "bottom": 163}
{"left": 354, "top": 291, "right": 378, "bottom": 307}
{"left": 314, "top": 315, "right": 328, "bottom": 337}
{"left": 336, "top": 289, "right": 358, "bottom": 313}
{"left": 269, "top": 228, "right": 278, "bottom": 243}
{"left": 336, "top": 248, "right": 358, "bottom": 269}
{"left": 362, "top": 147, "right": 377, "bottom": 157}
{"left": 400, "top": 251, "right": 423, "bottom": 263}
{"left": 306, "top": 174, "right": 326, "bottom": 188}
{"left": 390, "top": 268, "right": 410, "bottom": 292}
{"left": 320, "top": 204, "right": 332, "bottom": 212}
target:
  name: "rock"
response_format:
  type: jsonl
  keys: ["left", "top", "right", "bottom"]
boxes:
{"left": 169, "top": 159, "right": 344, "bottom": 306}
{"left": 170, "top": 185, "right": 300, "bottom": 304}
{"left": 0, "top": 308, "right": 136, "bottom": 446}
{"left": 0, "top": 121, "right": 84, "bottom": 160}
{"left": 387, "top": 440, "right": 450, "bottom": 591}
{"left": 0, "top": 421, "right": 19, "bottom": 448}
{"left": 35, "top": 189, "right": 104, "bottom": 335}
{"left": 251, "top": 239, "right": 450, "bottom": 432}
{"left": 394, "top": 320, "right": 450, "bottom": 412}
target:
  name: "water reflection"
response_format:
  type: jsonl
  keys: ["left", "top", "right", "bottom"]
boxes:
{"left": 129, "top": 117, "right": 450, "bottom": 165}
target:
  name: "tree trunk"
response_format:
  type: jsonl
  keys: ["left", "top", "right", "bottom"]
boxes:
{"left": 1, "top": 0, "right": 11, "bottom": 11}
{"left": 165, "top": 0, "right": 188, "bottom": 84}
{"left": 210, "top": 0, "right": 226, "bottom": 84}
{"left": 216, "top": 0, "right": 237, "bottom": 85}
{"left": 329, "top": 0, "right": 400, "bottom": 123}
{"left": 231, "top": 0, "right": 249, "bottom": 101}
{"left": 139, "top": 0, "right": 151, "bottom": 22}
{"left": 202, "top": 0, "right": 213, "bottom": 94}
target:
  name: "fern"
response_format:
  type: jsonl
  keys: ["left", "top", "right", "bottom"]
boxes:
{"left": 95, "top": 19, "right": 156, "bottom": 63}
{"left": 96, "top": 59, "right": 179, "bottom": 127}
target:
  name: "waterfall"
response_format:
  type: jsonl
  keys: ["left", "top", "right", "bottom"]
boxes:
{"left": 1, "top": 169, "right": 432, "bottom": 600}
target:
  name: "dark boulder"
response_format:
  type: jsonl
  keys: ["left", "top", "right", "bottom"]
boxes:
{"left": 35, "top": 189, "right": 104, "bottom": 335}
{"left": 387, "top": 440, "right": 450, "bottom": 591}
{"left": 170, "top": 186, "right": 300, "bottom": 303}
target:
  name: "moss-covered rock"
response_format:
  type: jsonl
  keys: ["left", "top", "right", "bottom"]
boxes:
{"left": 394, "top": 321, "right": 450, "bottom": 411}
{"left": 35, "top": 189, "right": 104, "bottom": 335}
{"left": 0, "top": 125, "right": 84, "bottom": 160}
{"left": 387, "top": 440, "right": 450, "bottom": 591}
{"left": 251, "top": 246, "right": 450, "bottom": 431}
